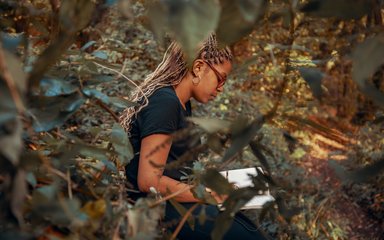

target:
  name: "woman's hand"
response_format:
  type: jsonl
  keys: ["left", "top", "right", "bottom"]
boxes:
{"left": 206, "top": 188, "right": 227, "bottom": 204}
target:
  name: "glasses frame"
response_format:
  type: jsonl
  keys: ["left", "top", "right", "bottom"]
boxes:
{"left": 204, "top": 60, "right": 227, "bottom": 88}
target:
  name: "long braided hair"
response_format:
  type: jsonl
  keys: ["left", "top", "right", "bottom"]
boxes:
{"left": 119, "top": 34, "right": 233, "bottom": 134}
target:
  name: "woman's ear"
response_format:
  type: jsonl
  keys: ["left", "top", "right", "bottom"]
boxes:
{"left": 192, "top": 59, "right": 204, "bottom": 77}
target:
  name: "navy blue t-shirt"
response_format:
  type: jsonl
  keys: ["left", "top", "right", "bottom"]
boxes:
{"left": 126, "top": 86, "right": 193, "bottom": 198}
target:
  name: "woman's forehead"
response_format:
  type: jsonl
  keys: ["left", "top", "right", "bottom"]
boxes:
{"left": 216, "top": 60, "right": 232, "bottom": 75}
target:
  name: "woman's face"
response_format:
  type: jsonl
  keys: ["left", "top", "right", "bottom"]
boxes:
{"left": 193, "top": 60, "right": 232, "bottom": 103}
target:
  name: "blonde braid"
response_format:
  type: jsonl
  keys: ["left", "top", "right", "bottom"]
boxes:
{"left": 119, "top": 34, "right": 233, "bottom": 135}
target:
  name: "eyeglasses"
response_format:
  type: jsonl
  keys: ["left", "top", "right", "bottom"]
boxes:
{"left": 204, "top": 61, "right": 227, "bottom": 88}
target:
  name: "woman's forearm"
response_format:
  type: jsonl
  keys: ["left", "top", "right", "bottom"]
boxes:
{"left": 157, "top": 175, "right": 200, "bottom": 202}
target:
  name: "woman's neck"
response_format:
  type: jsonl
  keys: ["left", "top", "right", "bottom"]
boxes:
{"left": 173, "top": 73, "right": 193, "bottom": 110}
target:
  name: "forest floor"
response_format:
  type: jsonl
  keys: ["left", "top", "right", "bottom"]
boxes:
{"left": 293, "top": 120, "right": 383, "bottom": 239}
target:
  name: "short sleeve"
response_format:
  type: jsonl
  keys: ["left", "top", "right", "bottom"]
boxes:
{"left": 138, "top": 91, "right": 180, "bottom": 139}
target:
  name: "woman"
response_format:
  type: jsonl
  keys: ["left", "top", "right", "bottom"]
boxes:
{"left": 120, "top": 34, "right": 267, "bottom": 239}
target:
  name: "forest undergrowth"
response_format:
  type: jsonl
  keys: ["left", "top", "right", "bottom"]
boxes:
{"left": 1, "top": 1, "right": 383, "bottom": 239}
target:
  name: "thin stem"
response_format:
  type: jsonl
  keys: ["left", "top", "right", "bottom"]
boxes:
{"left": 93, "top": 61, "right": 148, "bottom": 107}
{"left": 149, "top": 185, "right": 195, "bottom": 208}
{"left": 67, "top": 169, "right": 73, "bottom": 199}
{"left": 170, "top": 203, "right": 199, "bottom": 240}
{"left": 94, "top": 98, "right": 119, "bottom": 122}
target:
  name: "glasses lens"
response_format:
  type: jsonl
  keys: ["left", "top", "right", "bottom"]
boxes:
{"left": 205, "top": 61, "right": 226, "bottom": 88}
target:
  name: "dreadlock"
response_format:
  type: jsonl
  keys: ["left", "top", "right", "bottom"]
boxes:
{"left": 119, "top": 34, "right": 233, "bottom": 134}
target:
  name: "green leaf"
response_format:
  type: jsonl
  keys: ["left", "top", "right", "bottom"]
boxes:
{"left": 300, "top": 0, "right": 372, "bottom": 19}
{"left": 207, "top": 134, "right": 224, "bottom": 154}
{"left": 20, "top": 151, "right": 42, "bottom": 171}
{"left": 201, "top": 169, "right": 233, "bottom": 195}
{"left": 275, "top": 196, "right": 302, "bottom": 222}
{"left": 3, "top": 50, "right": 27, "bottom": 94}
{"left": 110, "top": 124, "right": 133, "bottom": 166}
{"left": 222, "top": 116, "right": 264, "bottom": 162}
{"left": 348, "top": 159, "right": 384, "bottom": 183}
{"left": 78, "top": 145, "right": 109, "bottom": 161}
{"left": 0, "top": 79, "right": 17, "bottom": 125}
{"left": 249, "top": 140, "right": 271, "bottom": 172}
{"left": 0, "top": 117, "right": 23, "bottom": 166}
{"left": 259, "top": 200, "right": 275, "bottom": 222}
{"left": 28, "top": 0, "right": 95, "bottom": 89}
{"left": 188, "top": 117, "right": 231, "bottom": 133}
{"left": 37, "top": 78, "right": 78, "bottom": 96}
{"left": 0, "top": 232, "right": 33, "bottom": 240}
{"left": 329, "top": 159, "right": 384, "bottom": 183}
{"left": 352, "top": 34, "right": 384, "bottom": 108}
{"left": 92, "top": 51, "right": 108, "bottom": 60}
{"left": 147, "top": 0, "right": 220, "bottom": 60}
{"left": 211, "top": 212, "right": 233, "bottom": 240}
{"left": 82, "top": 88, "right": 110, "bottom": 104}
{"left": 212, "top": 187, "right": 260, "bottom": 239}
{"left": 81, "top": 40, "right": 97, "bottom": 51}
{"left": 30, "top": 93, "right": 85, "bottom": 132}
{"left": 84, "top": 60, "right": 99, "bottom": 73}
{"left": 32, "top": 197, "right": 88, "bottom": 227}
{"left": 290, "top": 147, "right": 307, "bottom": 159}
{"left": 254, "top": 167, "right": 277, "bottom": 188}
{"left": 35, "top": 185, "right": 58, "bottom": 201}
{"left": 26, "top": 172, "right": 37, "bottom": 187}
{"left": 1, "top": 32, "right": 24, "bottom": 54}
{"left": 101, "top": 159, "right": 117, "bottom": 172}
{"left": 10, "top": 170, "right": 28, "bottom": 225}
{"left": 59, "top": 0, "right": 95, "bottom": 32}
{"left": 216, "top": 0, "right": 268, "bottom": 45}
{"left": 298, "top": 67, "right": 324, "bottom": 100}
{"left": 221, "top": 187, "right": 259, "bottom": 213}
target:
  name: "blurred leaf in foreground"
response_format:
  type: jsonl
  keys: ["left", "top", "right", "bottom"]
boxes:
{"left": 216, "top": 0, "right": 268, "bottom": 45}
{"left": 146, "top": 0, "right": 220, "bottom": 61}
{"left": 110, "top": 123, "right": 133, "bottom": 166}
{"left": 329, "top": 159, "right": 384, "bottom": 183}
{"left": 298, "top": 67, "right": 324, "bottom": 100}
{"left": 29, "top": 93, "right": 85, "bottom": 132}
{"left": 188, "top": 117, "right": 231, "bottom": 133}
{"left": 28, "top": 0, "right": 95, "bottom": 89}
{"left": 300, "top": 0, "right": 372, "bottom": 19}
{"left": 352, "top": 34, "right": 384, "bottom": 109}
{"left": 201, "top": 168, "right": 233, "bottom": 195}
{"left": 222, "top": 116, "right": 264, "bottom": 162}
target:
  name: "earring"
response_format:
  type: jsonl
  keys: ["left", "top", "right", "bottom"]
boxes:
{"left": 192, "top": 75, "right": 201, "bottom": 86}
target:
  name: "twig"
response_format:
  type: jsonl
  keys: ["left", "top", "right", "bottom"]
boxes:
{"left": 0, "top": 43, "right": 25, "bottom": 113}
{"left": 319, "top": 223, "right": 331, "bottom": 239}
{"left": 312, "top": 197, "right": 330, "bottom": 228}
{"left": 67, "top": 169, "right": 73, "bottom": 199}
{"left": 93, "top": 61, "right": 149, "bottom": 108}
{"left": 94, "top": 98, "right": 119, "bottom": 122}
{"left": 113, "top": 213, "right": 123, "bottom": 240}
{"left": 170, "top": 203, "right": 199, "bottom": 240}
{"left": 119, "top": 59, "right": 129, "bottom": 79}
{"left": 149, "top": 185, "right": 195, "bottom": 208}
{"left": 40, "top": 154, "right": 80, "bottom": 193}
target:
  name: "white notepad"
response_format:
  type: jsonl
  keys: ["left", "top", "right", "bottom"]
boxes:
{"left": 220, "top": 167, "right": 275, "bottom": 209}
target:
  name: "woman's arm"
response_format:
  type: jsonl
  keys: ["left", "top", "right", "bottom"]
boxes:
{"left": 137, "top": 133, "right": 200, "bottom": 202}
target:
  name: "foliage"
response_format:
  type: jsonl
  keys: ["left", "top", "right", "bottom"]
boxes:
{"left": 1, "top": 0, "right": 384, "bottom": 239}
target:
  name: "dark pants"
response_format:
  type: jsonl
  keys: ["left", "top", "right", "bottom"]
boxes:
{"left": 163, "top": 202, "right": 267, "bottom": 240}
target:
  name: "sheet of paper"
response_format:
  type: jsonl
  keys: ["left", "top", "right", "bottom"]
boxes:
{"left": 220, "top": 167, "right": 274, "bottom": 209}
